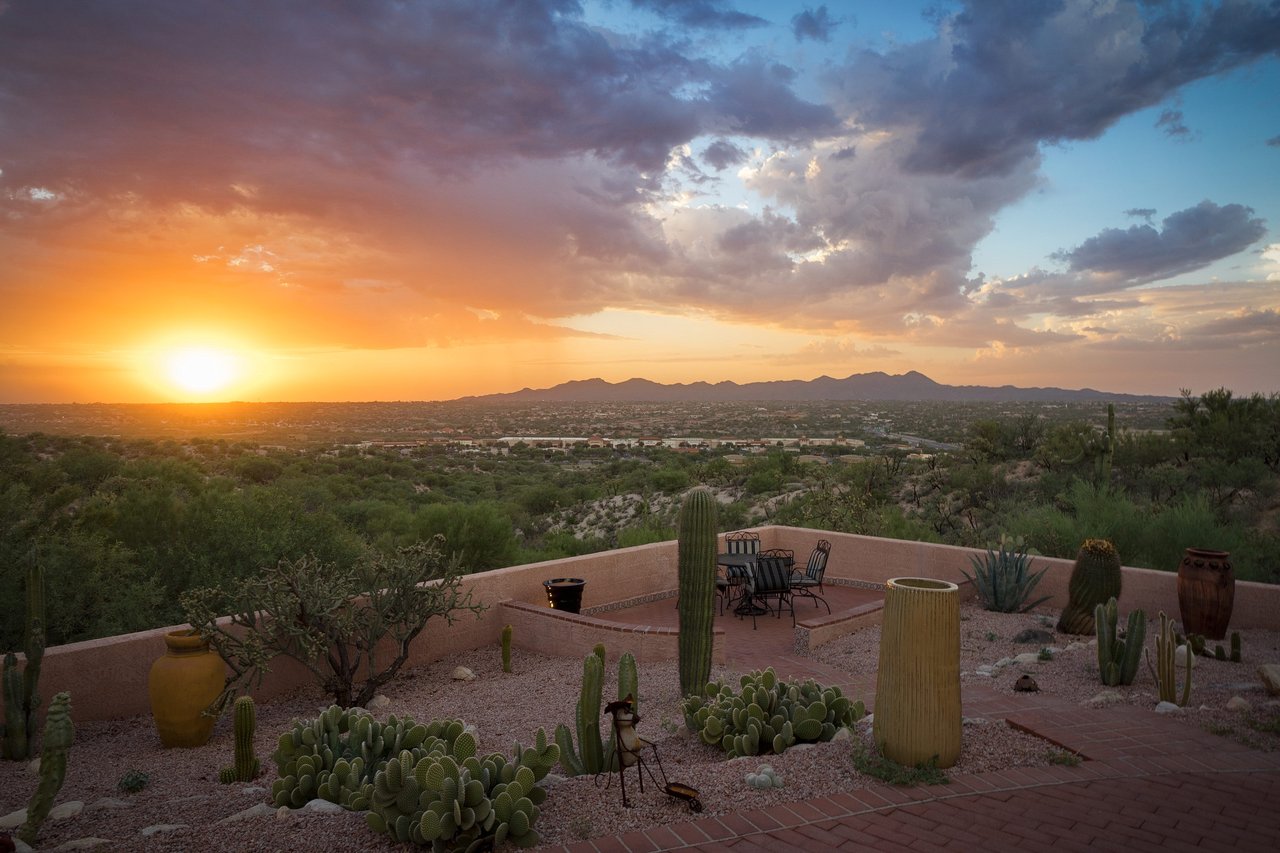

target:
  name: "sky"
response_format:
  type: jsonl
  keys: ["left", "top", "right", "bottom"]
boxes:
{"left": 1, "top": 0, "right": 1278, "bottom": 403}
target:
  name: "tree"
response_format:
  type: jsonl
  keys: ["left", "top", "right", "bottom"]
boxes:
{"left": 181, "top": 538, "right": 485, "bottom": 709}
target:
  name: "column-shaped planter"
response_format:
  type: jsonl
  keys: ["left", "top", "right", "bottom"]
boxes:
{"left": 873, "top": 577, "right": 961, "bottom": 769}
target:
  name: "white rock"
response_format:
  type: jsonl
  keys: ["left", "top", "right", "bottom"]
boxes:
{"left": 829, "top": 727, "right": 853, "bottom": 743}
{"left": 995, "top": 657, "right": 1014, "bottom": 668}
{"left": 87, "top": 797, "right": 131, "bottom": 811}
{"left": 27, "top": 757, "right": 41, "bottom": 775}
{"left": 540, "top": 773, "right": 567, "bottom": 787}
{"left": 962, "top": 717, "right": 988, "bottom": 726}
{"left": 1258, "top": 664, "right": 1280, "bottom": 696}
{"left": 451, "top": 666, "right": 476, "bottom": 681}
{"left": 54, "top": 839, "right": 113, "bottom": 850}
{"left": 217, "top": 803, "right": 276, "bottom": 825}
{"left": 243, "top": 786, "right": 269, "bottom": 797}
{"left": 1013, "top": 652, "right": 1040, "bottom": 666}
{"left": 1175, "top": 645, "right": 1195, "bottom": 668}
{"left": 1085, "top": 691, "right": 1124, "bottom": 708}
{"left": 1, "top": 807, "right": 28, "bottom": 829}
{"left": 1226, "top": 696, "right": 1252, "bottom": 712}
{"left": 976, "top": 665, "right": 995, "bottom": 676}
{"left": 1155, "top": 701, "right": 1182, "bottom": 714}
{"left": 367, "top": 694, "right": 391, "bottom": 710}
{"left": 12, "top": 837, "right": 32, "bottom": 853}
{"left": 860, "top": 713, "right": 874, "bottom": 725}
{"left": 972, "top": 670, "right": 993, "bottom": 678}
{"left": 303, "top": 799, "right": 344, "bottom": 814}
{"left": 1066, "top": 642, "right": 1088, "bottom": 652}
{"left": 277, "top": 806, "right": 293, "bottom": 820}
{"left": 49, "top": 801, "right": 84, "bottom": 821}
{"left": 139, "top": 824, "right": 189, "bottom": 837}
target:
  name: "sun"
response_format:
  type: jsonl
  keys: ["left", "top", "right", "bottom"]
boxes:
{"left": 164, "top": 347, "right": 239, "bottom": 396}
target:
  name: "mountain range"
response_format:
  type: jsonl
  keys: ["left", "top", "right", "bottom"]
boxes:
{"left": 461, "top": 372, "right": 1173, "bottom": 404}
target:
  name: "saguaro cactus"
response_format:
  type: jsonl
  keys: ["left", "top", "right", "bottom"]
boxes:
{"left": 1095, "top": 597, "right": 1145, "bottom": 686}
{"left": 1057, "top": 539, "right": 1122, "bottom": 635}
{"left": 220, "top": 695, "right": 260, "bottom": 783}
{"left": 18, "top": 691, "right": 72, "bottom": 846}
{"left": 3, "top": 561, "right": 46, "bottom": 761}
{"left": 677, "top": 487, "right": 718, "bottom": 697}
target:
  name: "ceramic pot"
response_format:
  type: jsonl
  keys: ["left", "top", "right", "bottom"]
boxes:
{"left": 1177, "top": 548, "right": 1233, "bottom": 641}
{"left": 148, "top": 630, "right": 225, "bottom": 747}
{"left": 543, "top": 577, "right": 586, "bottom": 613}
{"left": 873, "top": 577, "right": 961, "bottom": 768}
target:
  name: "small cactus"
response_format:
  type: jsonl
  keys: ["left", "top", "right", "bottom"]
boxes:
{"left": 555, "top": 647, "right": 641, "bottom": 776}
{"left": 18, "top": 691, "right": 72, "bottom": 846}
{"left": 745, "top": 763, "right": 783, "bottom": 789}
{"left": 1146, "top": 611, "right": 1192, "bottom": 707}
{"left": 220, "top": 695, "right": 260, "bottom": 783}
{"left": 501, "top": 624, "right": 513, "bottom": 673}
{"left": 1095, "top": 597, "right": 1145, "bottom": 686}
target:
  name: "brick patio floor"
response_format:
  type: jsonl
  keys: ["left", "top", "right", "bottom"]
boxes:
{"left": 544, "top": 589, "right": 1280, "bottom": 851}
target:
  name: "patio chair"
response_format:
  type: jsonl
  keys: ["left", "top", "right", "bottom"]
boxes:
{"left": 742, "top": 554, "right": 795, "bottom": 629}
{"left": 724, "top": 531, "right": 760, "bottom": 555}
{"left": 790, "top": 539, "right": 831, "bottom": 615}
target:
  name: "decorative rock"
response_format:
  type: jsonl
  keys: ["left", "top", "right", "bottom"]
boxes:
{"left": 995, "top": 657, "right": 1014, "bottom": 669}
{"left": 1, "top": 809, "right": 27, "bottom": 830}
{"left": 1175, "top": 645, "right": 1194, "bottom": 668}
{"left": 48, "top": 802, "right": 84, "bottom": 821}
{"left": 302, "top": 799, "right": 344, "bottom": 814}
{"left": 976, "top": 665, "right": 995, "bottom": 676}
{"left": 1066, "top": 642, "right": 1088, "bottom": 652}
{"left": 1013, "top": 652, "right": 1040, "bottom": 666}
{"left": 11, "top": 837, "right": 32, "bottom": 853}
{"left": 1259, "top": 664, "right": 1280, "bottom": 696}
{"left": 217, "top": 804, "right": 276, "bottom": 825}
{"left": 366, "top": 694, "right": 391, "bottom": 710}
{"left": 451, "top": 666, "right": 476, "bottom": 681}
{"left": 54, "top": 839, "right": 112, "bottom": 850}
{"left": 139, "top": 824, "right": 189, "bottom": 837}
{"left": 1013, "top": 628, "right": 1054, "bottom": 644}
{"left": 1013, "top": 674, "right": 1039, "bottom": 692}
{"left": 276, "top": 806, "right": 292, "bottom": 820}
{"left": 1086, "top": 690, "right": 1124, "bottom": 708}
{"left": 540, "top": 773, "right": 567, "bottom": 787}
{"left": 242, "top": 786, "right": 269, "bottom": 797}
{"left": 1226, "top": 696, "right": 1252, "bottom": 712}
{"left": 26, "top": 758, "right": 40, "bottom": 776}
{"left": 829, "top": 727, "right": 853, "bottom": 743}
{"left": 1155, "top": 701, "right": 1182, "bottom": 714}
{"left": 962, "top": 717, "right": 988, "bottom": 726}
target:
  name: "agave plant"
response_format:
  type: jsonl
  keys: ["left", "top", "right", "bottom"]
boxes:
{"left": 962, "top": 541, "right": 1050, "bottom": 613}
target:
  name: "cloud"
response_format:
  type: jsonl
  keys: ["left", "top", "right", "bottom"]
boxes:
{"left": 837, "top": 0, "right": 1280, "bottom": 176}
{"left": 628, "top": 0, "right": 766, "bottom": 30}
{"left": 1268, "top": 135, "right": 1280, "bottom": 147}
{"left": 1052, "top": 201, "right": 1267, "bottom": 282}
{"left": 792, "top": 6, "right": 839, "bottom": 43}
{"left": 1156, "top": 108, "right": 1193, "bottom": 139}
{"left": 702, "top": 138, "right": 748, "bottom": 170}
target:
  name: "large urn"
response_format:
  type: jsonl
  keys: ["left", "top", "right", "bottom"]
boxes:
{"left": 148, "top": 630, "right": 225, "bottom": 747}
{"left": 1177, "top": 548, "right": 1233, "bottom": 641}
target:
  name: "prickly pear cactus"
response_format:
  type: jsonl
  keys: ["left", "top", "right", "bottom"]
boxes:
{"left": 681, "top": 668, "right": 864, "bottom": 758}
{"left": 1058, "top": 539, "right": 1122, "bottom": 635}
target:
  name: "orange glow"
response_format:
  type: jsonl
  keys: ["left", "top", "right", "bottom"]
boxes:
{"left": 164, "top": 348, "right": 238, "bottom": 396}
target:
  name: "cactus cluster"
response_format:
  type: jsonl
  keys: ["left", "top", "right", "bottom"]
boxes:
{"left": 18, "top": 691, "right": 72, "bottom": 847}
{"left": 1146, "top": 611, "right": 1192, "bottom": 707}
{"left": 681, "top": 668, "right": 864, "bottom": 758}
{"left": 963, "top": 541, "right": 1050, "bottom": 613}
{"left": 745, "top": 764, "right": 783, "bottom": 789}
{"left": 1095, "top": 597, "right": 1146, "bottom": 686}
{"left": 365, "top": 728, "right": 558, "bottom": 850}
{"left": 555, "top": 646, "right": 638, "bottom": 776}
{"left": 1058, "top": 538, "right": 1122, "bottom": 635}
{"left": 271, "top": 705, "right": 469, "bottom": 810}
{"left": 220, "top": 695, "right": 261, "bottom": 784}
{"left": 3, "top": 562, "right": 46, "bottom": 762}
{"left": 677, "top": 487, "right": 717, "bottom": 697}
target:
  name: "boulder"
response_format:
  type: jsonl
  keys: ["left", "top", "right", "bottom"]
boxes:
{"left": 1258, "top": 664, "right": 1280, "bottom": 696}
{"left": 1012, "top": 628, "right": 1054, "bottom": 644}
{"left": 451, "top": 666, "right": 476, "bottom": 681}
{"left": 1155, "top": 701, "right": 1182, "bottom": 714}
{"left": 1225, "top": 696, "right": 1251, "bottom": 712}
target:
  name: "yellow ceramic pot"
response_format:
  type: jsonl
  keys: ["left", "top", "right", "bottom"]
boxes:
{"left": 148, "top": 630, "right": 225, "bottom": 748}
{"left": 873, "top": 577, "right": 961, "bottom": 769}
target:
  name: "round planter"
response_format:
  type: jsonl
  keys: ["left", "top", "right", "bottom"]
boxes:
{"left": 148, "top": 630, "right": 225, "bottom": 748}
{"left": 873, "top": 577, "right": 961, "bottom": 769}
{"left": 1177, "top": 548, "right": 1234, "bottom": 641}
{"left": 543, "top": 577, "right": 586, "bottom": 613}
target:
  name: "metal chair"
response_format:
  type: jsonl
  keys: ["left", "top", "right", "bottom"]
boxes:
{"left": 724, "top": 531, "right": 760, "bottom": 554}
{"left": 742, "top": 554, "right": 795, "bottom": 629}
{"left": 790, "top": 539, "right": 831, "bottom": 614}
{"left": 717, "top": 531, "right": 759, "bottom": 614}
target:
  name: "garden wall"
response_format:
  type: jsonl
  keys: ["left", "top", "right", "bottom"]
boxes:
{"left": 12, "top": 528, "right": 1279, "bottom": 724}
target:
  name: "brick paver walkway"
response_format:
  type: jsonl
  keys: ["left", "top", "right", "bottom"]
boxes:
{"left": 545, "top": 590, "right": 1280, "bottom": 851}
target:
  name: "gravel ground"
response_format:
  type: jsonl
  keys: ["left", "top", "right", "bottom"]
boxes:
{"left": 3, "top": 603, "right": 1278, "bottom": 851}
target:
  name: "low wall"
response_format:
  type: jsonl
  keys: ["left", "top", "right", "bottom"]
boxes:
{"left": 10, "top": 528, "right": 1279, "bottom": 724}
{"left": 501, "top": 600, "right": 726, "bottom": 665}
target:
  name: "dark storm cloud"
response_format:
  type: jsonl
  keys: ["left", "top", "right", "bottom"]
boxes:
{"left": 702, "top": 139, "right": 748, "bottom": 170}
{"left": 629, "top": 0, "right": 766, "bottom": 30}
{"left": 1053, "top": 201, "right": 1267, "bottom": 281}
{"left": 792, "top": 6, "right": 839, "bottom": 42}
{"left": 838, "top": 0, "right": 1280, "bottom": 176}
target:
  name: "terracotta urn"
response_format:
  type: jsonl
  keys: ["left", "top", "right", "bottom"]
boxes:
{"left": 1177, "top": 548, "right": 1233, "bottom": 641}
{"left": 148, "top": 629, "right": 225, "bottom": 747}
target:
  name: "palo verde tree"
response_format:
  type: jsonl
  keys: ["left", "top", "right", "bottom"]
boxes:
{"left": 181, "top": 537, "right": 485, "bottom": 710}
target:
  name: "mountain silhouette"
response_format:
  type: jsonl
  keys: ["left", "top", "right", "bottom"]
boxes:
{"left": 460, "top": 372, "right": 1171, "bottom": 403}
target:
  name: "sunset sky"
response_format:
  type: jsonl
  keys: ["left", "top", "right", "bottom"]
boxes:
{"left": 2, "top": 0, "right": 1278, "bottom": 403}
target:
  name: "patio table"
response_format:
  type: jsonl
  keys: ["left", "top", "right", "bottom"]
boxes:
{"left": 717, "top": 552, "right": 795, "bottom": 617}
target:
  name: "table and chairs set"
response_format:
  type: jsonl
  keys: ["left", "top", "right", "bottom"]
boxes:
{"left": 715, "top": 532, "right": 832, "bottom": 629}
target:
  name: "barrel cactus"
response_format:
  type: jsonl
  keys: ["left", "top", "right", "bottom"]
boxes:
{"left": 677, "top": 487, "right": 718, "bottom": 697}
{"left": 1057, "top": 539, "right": 1122, "bottom": 635}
